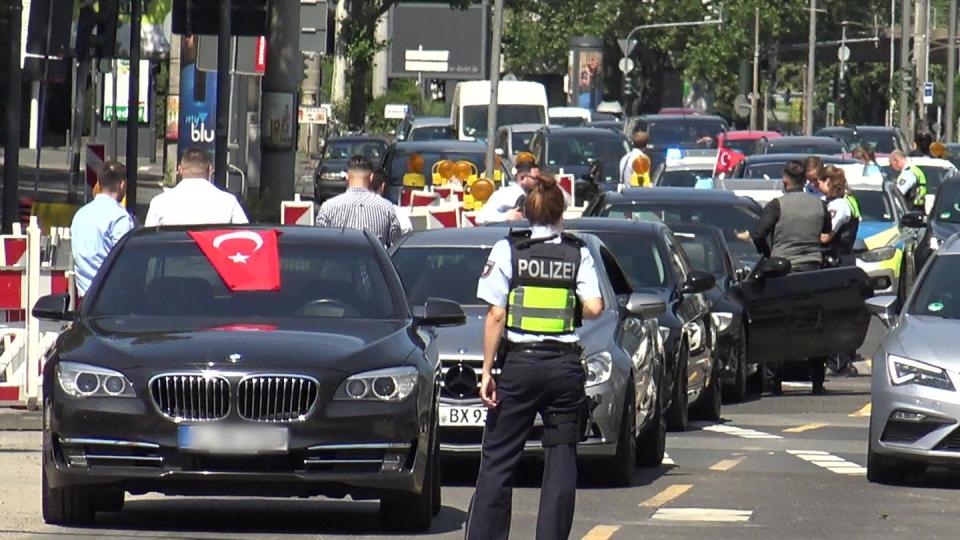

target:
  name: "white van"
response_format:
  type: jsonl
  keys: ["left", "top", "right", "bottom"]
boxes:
{"left": 450, "top": 80, "right": 548, "bottom": 141}
{"left": 548, "top": 106, "right": 592, "bottom": 127}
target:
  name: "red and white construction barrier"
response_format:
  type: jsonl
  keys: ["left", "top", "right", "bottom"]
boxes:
{"left": 280, "top": 194, "right": 315, "bottom": 225}
{"left": 0, "top": 219, "right": 75, "bottom": 408}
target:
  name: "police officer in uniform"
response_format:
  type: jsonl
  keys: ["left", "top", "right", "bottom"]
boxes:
{"left": 751, "top": 160, "right": 833, "bottom": 394}
{"left": 465, "top": 175, "right": 604, "bottom": 540}
{"left": 476, "top": 161, "right": 542, "bottom": 224}
{"left": 890, "top": 150, "right": 928, "bottom": 214}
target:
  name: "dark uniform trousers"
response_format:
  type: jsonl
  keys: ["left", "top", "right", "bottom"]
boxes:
{"left": 465, "top": 346, "right": 586, "bottom": 540}
{"left": 793, "top": 261, "right": 828, "bottom": 386}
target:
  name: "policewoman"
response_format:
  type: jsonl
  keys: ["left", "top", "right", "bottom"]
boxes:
{"left": 817, "top": 165, "right": 861, "bottom": 267}
{"left": 464, "top": 175, "right": 603, "bottom": 540}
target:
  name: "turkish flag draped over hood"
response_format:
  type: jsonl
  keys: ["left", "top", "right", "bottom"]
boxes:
{"left": 714, "top": 147, "right": 745, "bottom": 176}
{"left": 188, "top": 229, "right": 281, "bottom": 291}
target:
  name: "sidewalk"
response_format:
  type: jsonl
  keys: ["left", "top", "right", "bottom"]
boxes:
{"left": 0, "top": 408, "right": 41, "bottom": 431}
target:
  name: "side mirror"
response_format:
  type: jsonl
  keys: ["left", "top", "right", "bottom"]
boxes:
{"left": 680, "top": 271, "right": 716, "bottom": 294}
{"left": 866, "top": 295, "right": 899, "bottom": 328}
{"left": 752, "top": 257, "right": 791, "bottom": 280}
{"left": 32, "top": 293, "right": 73, "bottom": 321}
{"left": 413, "top": 298, "right": 466, "bottom": 327}
{"left": 901, "top": 211, "right": 925, "bottom": 229}
{"left": 625, "top": 293, "right": 667, "bottom": 319}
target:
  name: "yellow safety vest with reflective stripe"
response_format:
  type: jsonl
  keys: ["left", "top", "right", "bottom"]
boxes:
{"left": 505, "top": 232, "right": 582, "bottom": 335}
{"left": 908, "top": 165, "right": 927, "bottom": 208}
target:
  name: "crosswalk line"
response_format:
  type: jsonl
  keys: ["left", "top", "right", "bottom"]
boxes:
{"left": 788, "top": 449, "right": 866, "bottom": 475}
{"left": 581, "top": 525, "right": 620, "bottom": 540}
{"left": 702, "top": 424, "right": 783, "bottom": 439}
{"left": 783, "top": 422, "right": 829, "bottom": 433}
{"left": 651, "top": 508, "right": 753, "bottom": 522}
{"left": 708, "top": 456, "right": 745, "bottom": 471}
{"left": 639, "top": 484, "right": 693, "bottom": 507}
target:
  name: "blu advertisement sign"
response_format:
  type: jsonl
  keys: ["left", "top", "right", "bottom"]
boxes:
{"left": 178, "top": 36, "right": 217, "bottom": 160}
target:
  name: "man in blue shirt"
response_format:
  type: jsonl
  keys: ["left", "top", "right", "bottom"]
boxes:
{"left": 71, "top": 162, "right": 136, "bottom": 299}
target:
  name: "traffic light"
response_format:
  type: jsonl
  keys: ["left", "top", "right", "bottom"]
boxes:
{"left": 75, "top": 0, "right": 119, "bottom": 59}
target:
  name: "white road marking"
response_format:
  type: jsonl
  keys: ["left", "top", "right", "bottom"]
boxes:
{"left": 702, "top": 424, "right": 783, "bottom": 439}
{"left": 651, "top": 508, "right": 753, "bottom": 522}
{"left": 787, "top": 449, "right": 866, "bottom": 475}
{"left": 662, "top": 452, "right": 675, "bottom": 466}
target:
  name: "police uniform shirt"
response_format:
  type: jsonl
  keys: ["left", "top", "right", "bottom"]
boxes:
{"left": 477, "top": 225, "right": 602, "bottom": 343}
{"left": 618, "top": 148, "right": 645, "bottom": 185}
{"left": 476, "top": 184, "right": 526, "bottom": 224}
{"left": 896, "top": 167, "right": 918, "bottom": 197}
{"left": 827, "top": 197, "right": 852, "bottom": 232}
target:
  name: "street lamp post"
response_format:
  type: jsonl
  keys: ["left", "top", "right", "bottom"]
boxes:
{"left": 805, "top": 0, "right": 817, "bottom": 135}
{"left": 750, "top": 7, "right": 760, "bottom": 131}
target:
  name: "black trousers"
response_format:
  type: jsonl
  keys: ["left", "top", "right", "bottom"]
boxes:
{"left": 768, "top": 261, "right": 826, "bottom": 388}
{"left": 464, "top": 346, "right": 586, "bottom": 540}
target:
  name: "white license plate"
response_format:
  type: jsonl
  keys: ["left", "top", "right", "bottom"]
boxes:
{"left": 439, "top": 405, "right": 487, "bottom": 426}
{"left": 178, "top": 425, "right": 289, "bottom": 454}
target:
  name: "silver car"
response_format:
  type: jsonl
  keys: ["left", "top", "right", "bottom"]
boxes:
{"left": 867, "top": 233, "right": 960, "bottom": 483}
{"left": 390, "top": 228, "right": 668, "bottom": 484}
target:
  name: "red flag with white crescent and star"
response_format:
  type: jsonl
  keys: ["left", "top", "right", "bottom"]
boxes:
{"left": 714, "top": 146, "right": 745, "bottom": 176}
{"left": 188, "top": 229, "right": 281, "bottom": 291}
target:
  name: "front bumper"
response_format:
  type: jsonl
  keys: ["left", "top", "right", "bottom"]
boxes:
{"left": 870, "top": 368, "right": 960, "bottom": 465}
{"left": 857, "top": 255, "right": 900, "bottom": 296}
{"left": 314, "top": 179, "right": 348, "bottom": 201}
{"left": 45, "top": 392, "right": 428, "bottom": 499}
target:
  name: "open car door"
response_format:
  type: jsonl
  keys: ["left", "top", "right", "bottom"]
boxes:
{"left": 738, "top": 261, "right": 873, "bottom": 364}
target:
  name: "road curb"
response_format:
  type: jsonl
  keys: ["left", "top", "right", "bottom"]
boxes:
{"left": 0, "top": 410, "right": 42, "bottom": 431}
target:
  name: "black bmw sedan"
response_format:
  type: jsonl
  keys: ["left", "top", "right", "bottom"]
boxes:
{"left": 34, "top": 226, "right": 465, "bottom": 531}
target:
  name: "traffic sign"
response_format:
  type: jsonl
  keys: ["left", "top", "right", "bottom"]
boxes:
{"left": 298, "top": 106, "right": 327, "bottom": 125}
{"left": 924, "top": 81, "right": 934, "bottom": 105}
{"left": 618, "top": 58, "right": 635, "bottom": 74}
{"left": 837, "top": 45, "right": 851, "bottom": 62}
{"left": 404, "top": 48, "right": 450, "bottom": 73}
{"left": 617, "top": 38, "right": 637, "bottom": 57}
{"left": 384, "top": 104, "right": 410, "bottom": 120}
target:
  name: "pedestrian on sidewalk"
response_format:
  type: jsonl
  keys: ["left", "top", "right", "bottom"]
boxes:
{"left": 315, "top": 156, "right": 402, "bottom": 248}
{"left": 71, "top": 161, "right": 135, "bottom": 302}
{"left": 144, "top": 148, "right": 248, "bottom": 227}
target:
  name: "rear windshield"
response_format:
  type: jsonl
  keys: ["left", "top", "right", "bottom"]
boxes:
{"left": 641, "top": 119, "right": 726, "bottom": 149}
{"left": 588, "top": 232, "right": 667, "bottom": 289}
{"left": 409, "top": 125, "right": 453, "bottom": 142}
{"left": 92, "top": 241, "right": 399, "bottom": 319}
{"left": 658, "top": 169, "right": 715, "bottom": 188}
{"left": 545, "top": 134, "right": 629, "bottom": 183}
{"left": 386, "top": 151, "right": 485, "bottom": 186}
{"left": 463, "top": 105, "right": 546, "bottom": 140}
{"left": 392, "top": 247, "right": 490, "bottom": 306}
{"left": 765, "top": 141, "right": 844, "bottom": 155}
{"left": 724, "top": 139, "right": 759, "bottom": 156}
{"left": 324, "top": 140, "right": 386, "bottom": 161}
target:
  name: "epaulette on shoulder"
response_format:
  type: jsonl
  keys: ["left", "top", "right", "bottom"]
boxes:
{"left": 507, "top": 228, "right": 533, "bottom": 240}
{"left": 560, "top": 232, "right": 585, "bottom": 247}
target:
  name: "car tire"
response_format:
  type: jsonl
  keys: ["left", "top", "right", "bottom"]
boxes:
{"left": 603, "top": 384, "right": 637, "bottom": 486}
{"left": 691, "top": 364, "right": 722, "bottom": 422}
{"left": 723, "top": 328, "right": 749, "bottom": 404}
{"left": 635, "top": 375, "right": 666, "bottom": 467}
{"left": 665, "top": 346, "right": 689, "bottom": 432}
{"left": 381, "top": 426, "right": 437, "bottom": 531}
{"left": 42, "top": 459, "right": 96, "bottom": 525}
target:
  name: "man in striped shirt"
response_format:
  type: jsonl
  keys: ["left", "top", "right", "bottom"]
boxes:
{"left": 315, "top": 155, "right": 402, "bottom": 247}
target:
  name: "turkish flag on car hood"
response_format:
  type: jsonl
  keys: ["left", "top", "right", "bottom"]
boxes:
{"left": 714, "top": 147, "right": 745, "bottom": 176}
{"left": 188, "top": 229, "right": 281, "bottom": 291}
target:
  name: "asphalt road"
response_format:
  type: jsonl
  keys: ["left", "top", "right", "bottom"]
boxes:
{"left": 1, "top": 321, "right": 957, "bottom": 540}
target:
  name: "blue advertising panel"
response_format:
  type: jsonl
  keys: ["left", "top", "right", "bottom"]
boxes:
{"left": 177, "top": 35, "right": 217, "bottom": 160}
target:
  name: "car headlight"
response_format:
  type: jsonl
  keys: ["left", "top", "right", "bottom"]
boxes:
{"left": 336, "top": 366, "right": 419, "bottom": 402}
{"left": 56, "top": 362, "right": 136, "bottom": 398}
{"left": 711, "top": 312, "right": 734, "bottom": 333}
{"left": 585, "top": 352, "right": 612, "bottom": 388}
{"left": 930, "top": 236, "right": 940, "bottom": 250}
{"left": 887, "top": 355, "right": 955, "bottom": 391}
{"left": 685, "top": 320, "right": 705, "bottom": 352}
{"left": 859, "top": 246, "right": 898, "bottom": 263}
{"left": 319, "top": 171, "right": 345, "bottom": 181}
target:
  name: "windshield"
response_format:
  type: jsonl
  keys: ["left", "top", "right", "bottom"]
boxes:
{"left": 644, "top": 119, "right": 726, "bottom": 149}
{"left": 511, "top": 132, "right": 534, "bottom": 154}
{"left": 551, "top": 116, "right": 586, "bottom": 127}
{"left": 463, "top": 105, "right": 546, "bottom": 139}
{"left": 852, "top": 190, "right": 893, "bottom": 222}
{"left": 817, "top": 131, "right": 857, "bottom": 150}
{"left": 724, "top": 139, "right": 759, "bottom": 156}
{"left": 409, "top": 125, "right": 453, "bottom": 142}
{"left": 909, "top": 255, "right": 960, "bottom": 318}
{"left": 545, "top": 134, "right": 629, "bottom": 183}
{"left": 387, "top": 151, "right": 485, "bottom": 186}
{"left": 765, "top": 142, "right": 844, "bottom": 155}
{"left": 930, "top": 182, "right": 960, "bottom": 224}
{"left": 658, "top": 169, "right": 715, "bottom": 188}
{"left": 604, "top": 202, "right": 759, "bottom": 263}
{"left": 92, "top": 241, "right": 399, "bottom": 320}
{"left": 588, "top": 232, "right": 667, "bottom": 289}
{"left": 672, "top": 231, "right": 727, "bottom": 275}
{"left": 392, "top": 247, "right": 490, "bottom": 306}
{"left": 324, "top": 140, "right": 386, "bottom": 161}
{"left": 882, "top": 165, "right": 960, "bottom": 193}
{"left": 856, "top": 130, "right": 900, "bottom": 153}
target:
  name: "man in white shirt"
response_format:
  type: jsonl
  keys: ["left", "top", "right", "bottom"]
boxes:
{"left": 144, "top": 148, "right": 248, "bottom": 226}
{"left": 619, "top": 131, "right": 649, "bottom": 186}
{"left": 476, "top": 161, "right": 541, "bottom": 224}
{"left": 371, "top": 169, "right": 413, "bottom": 234}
